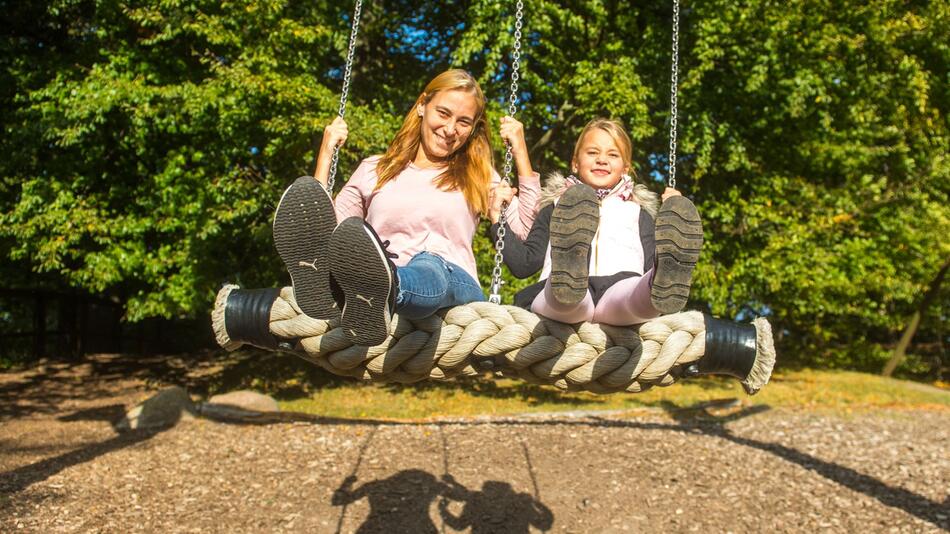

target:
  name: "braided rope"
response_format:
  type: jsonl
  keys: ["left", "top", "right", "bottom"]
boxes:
{"left": 222, "top": 286, "right": 709, "bottom": 393}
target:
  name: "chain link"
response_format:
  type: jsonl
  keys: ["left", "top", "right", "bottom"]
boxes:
{"left": 327, "top": 0, "right": 363, "bottom": 193}
{"left": 667, "top": 0, "right": 680, "bottom": 189}
{"left": 489, "top": 0, "right": 525, "bottom": 304}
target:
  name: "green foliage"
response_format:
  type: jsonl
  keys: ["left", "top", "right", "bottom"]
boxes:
{"left": 2, "top": 0, "right": 948, "bottom": 370}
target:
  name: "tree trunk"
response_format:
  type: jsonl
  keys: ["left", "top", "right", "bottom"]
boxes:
{"left": 883, "top": 257, "right": 950, "bottom": 377}
{"left": 529, "top": 101, "right": 576, "bottom": 158}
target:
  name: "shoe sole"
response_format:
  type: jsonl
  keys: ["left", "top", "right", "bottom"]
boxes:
{"left": 273, "top": 176, "right": 339, "bottom": 320}
{"left": 651, "top": 195, "right": 703, "bottom": 314}
{"left": 329, "top": 218, "right": 393, "bottom": 346}
{"left": 549, "top": 184, "right": 599, "bottom": 306}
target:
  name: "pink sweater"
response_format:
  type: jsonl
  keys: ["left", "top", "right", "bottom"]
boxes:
{"left": 334, "top": 156, "right": 540, "bottom": 284}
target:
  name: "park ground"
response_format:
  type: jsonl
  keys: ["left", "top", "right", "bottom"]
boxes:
{"left": 1, "top": 351, "right": 948, "bottom": 533}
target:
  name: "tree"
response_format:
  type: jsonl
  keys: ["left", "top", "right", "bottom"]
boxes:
{"left": 2, "top": 0, "right": 948, "bottom": 373}
{"left": 461, "top": 0, "right": 950, "bottom": 370}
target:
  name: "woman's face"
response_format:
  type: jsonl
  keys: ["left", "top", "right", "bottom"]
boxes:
{"left": 572, "top": 128, "right": 628, "bottom": 189}
{"left": 417, "top": 89, "right": 479, "bottom": 162}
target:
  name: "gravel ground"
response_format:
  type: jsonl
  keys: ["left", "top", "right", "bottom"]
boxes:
{"left": 1, "top": 355, "right": 948, "bottom": 533}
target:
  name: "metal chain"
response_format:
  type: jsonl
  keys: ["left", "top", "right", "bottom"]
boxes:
{"left": 489, "top": 0, "right": 525, "bottom": 305}
{"left": 327, "top": 0, "right": 363, "bottom": 193}
{"left": 667, "top": 0, "right": 680, "bottom": 189}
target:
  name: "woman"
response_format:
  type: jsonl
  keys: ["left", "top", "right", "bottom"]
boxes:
{"left": 273, "top": 69, "right": 539, "bottom": 346}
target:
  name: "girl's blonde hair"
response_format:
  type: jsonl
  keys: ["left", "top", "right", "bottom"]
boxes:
{"left": 571, "top": 118, "right": 635, "bottom": 179}
{"left": 375, "top": 69, "right": 492, "bottom": 215}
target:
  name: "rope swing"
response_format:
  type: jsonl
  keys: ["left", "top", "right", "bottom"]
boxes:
{"left": 212, "top": 285, "right": 776, "bottom": 395}
{"left": 212, "top": 1, "right": 778, "bottom": 396}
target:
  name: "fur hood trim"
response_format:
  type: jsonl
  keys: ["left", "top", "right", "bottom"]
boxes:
{"left": 539, "top": 171, "right": 660, "bottom": 217}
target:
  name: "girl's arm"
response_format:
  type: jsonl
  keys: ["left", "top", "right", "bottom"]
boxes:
{"left": 489, "top": 204, "right": 554, "bottom": 279}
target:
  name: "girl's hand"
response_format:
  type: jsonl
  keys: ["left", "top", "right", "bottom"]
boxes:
{"left": 321, "top": 116, "right": 349, "bottom": 151}
{"left": 661, "top": 187, "right": 682, "bottom": 202}
{"left": 488, "top": 182, "right": 518, "bottom": 224}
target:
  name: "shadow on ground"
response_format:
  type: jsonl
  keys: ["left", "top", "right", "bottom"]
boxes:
{"left": 2, "top": 354, "right": 947, "bottom": 531}
{"left": 323, "top": 403, "right": 947, "bottom": 532}
{"left": 0, "top": 350, "right": 732, "bottom": 422}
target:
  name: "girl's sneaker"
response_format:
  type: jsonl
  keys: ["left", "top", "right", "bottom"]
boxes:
{"left": 273, "top": 176, "right": 339, "bottom": 320}
{"left": 549, "top": 183, "right": 600, "bottom": 306}
{"left": 328, "top": 217, "right": 399, "bottom": 346}
{"left": 651, "top": 195, "right": 703, "bottom": 314}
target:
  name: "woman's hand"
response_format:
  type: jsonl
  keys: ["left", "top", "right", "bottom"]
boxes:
{"left": 661, "top": 187, "right": 682, "bottom": 202}
{"left": 314, "top": 117, "right": 349, "bottom": 188}
{"left": 499, "top": 116, "right": 527, "bottom": 155}
{"left": 499, "top": 116, "right": 534, "bottom": 179}
{"left": 321, "top": 116, "right": 349, "bottom": 152}
{"left": 488, "top": 181, "right": 518, "bottom": 224}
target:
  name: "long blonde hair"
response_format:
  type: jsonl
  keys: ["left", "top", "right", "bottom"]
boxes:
{"left": 375, "top": 69, "right": 493, "bottom": 215}
{"left": 572, "top": 118, "right": 636, "bottom": 180}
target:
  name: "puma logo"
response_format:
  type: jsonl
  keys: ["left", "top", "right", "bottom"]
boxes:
{"left": 298, "top": 260, "right": 318, "bottom": 270}
{"left": 355, "top": 294, "right": 374, "bottom": 307}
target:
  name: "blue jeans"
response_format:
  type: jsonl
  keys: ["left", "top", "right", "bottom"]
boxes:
{"left": 395, "top": 252, "right": 485, "bottom": 319}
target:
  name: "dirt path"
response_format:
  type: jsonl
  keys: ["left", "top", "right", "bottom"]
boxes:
{"left": 1, "top": 355, "right": 948, "bottom": 533}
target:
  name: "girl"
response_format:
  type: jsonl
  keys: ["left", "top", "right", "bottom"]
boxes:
{"left": 273, "top": 69, "right": 539, "bottom": 345}
{"left": 488, "top": 118, "right": 702, "bottom": 325}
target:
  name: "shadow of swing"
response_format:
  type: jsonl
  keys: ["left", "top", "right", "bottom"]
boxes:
{"left": 331, "top": 426, "right": 552, "bottom": 534}
{"left": 331, "top": 470, "right": 553, "bottom": 534}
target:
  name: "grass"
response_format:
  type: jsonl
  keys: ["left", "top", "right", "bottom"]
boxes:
{"left": 278, "top": 368, "right": 950, "bottom": 421}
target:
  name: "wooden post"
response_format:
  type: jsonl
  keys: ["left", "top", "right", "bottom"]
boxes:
{"left": 78, "top": 295, "right": 88, "bottom": 357}
{"left": 33, "top": 293, "right": 46, "bottom": 358}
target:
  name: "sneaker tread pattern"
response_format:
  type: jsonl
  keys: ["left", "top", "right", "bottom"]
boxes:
{"left": 550, "top": 185, "right": 600, "bottom": 306}
{"left": 651, "top": 195, "right": 703, "bottom": 314}
{"left": 273, "top": 176, "right": 338, "bottom": 320}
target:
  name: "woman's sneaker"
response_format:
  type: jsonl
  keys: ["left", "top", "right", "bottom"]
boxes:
{"left": 273, "top": 176, "right": 339, "bottom": 320}
{"left": 549, "top": 183, "right": 600, "bottom": 306}
{"left": 651, "top": 195, "right": 703, "bottom": 314}
{"left": 328, "top": 217, "right": 399, "bottom": 346}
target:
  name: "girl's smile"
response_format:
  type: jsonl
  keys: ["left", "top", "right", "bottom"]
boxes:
{"left": 573, "top": 129, "right": 629, "bottom": 189}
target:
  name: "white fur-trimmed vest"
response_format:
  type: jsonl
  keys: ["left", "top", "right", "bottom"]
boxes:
{"left": 538, "top": 172, "right": 660, "bottom": 279}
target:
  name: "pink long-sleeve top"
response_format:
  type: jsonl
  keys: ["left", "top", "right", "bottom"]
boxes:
{"left": 334, "top": 156, "right": 540, "bottom": 284}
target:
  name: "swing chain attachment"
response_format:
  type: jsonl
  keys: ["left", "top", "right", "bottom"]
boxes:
{"left": 327, "top": 0, "right": 364, "bottom": 193}
{"left": 489, "top": 0, "right": 525, "bottom": 305}
{"left": 667, "top": 0, "right": 680, "bottom": 190}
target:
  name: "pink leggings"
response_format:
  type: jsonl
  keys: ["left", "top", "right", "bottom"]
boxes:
{"left": 530, "top": 269, "right": 661, "bottom": 326}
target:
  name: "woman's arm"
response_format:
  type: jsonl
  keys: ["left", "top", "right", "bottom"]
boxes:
{"left": 331, "top": 157, "right": 381, "bottom": 221}
{"left": 313, "top": 117, "right": 349, "bottom": 189}
{"left": 496, "top": 117, "right": 540, "bottom": 239}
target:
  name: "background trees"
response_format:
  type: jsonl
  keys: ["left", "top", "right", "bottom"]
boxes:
{"left": 2, "top": 0, "right": 947, "bottom": 375}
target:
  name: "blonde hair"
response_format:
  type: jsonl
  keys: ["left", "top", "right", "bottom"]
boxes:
{"left": 571, "top": 118, "right": 636, "bottom": 179}
{"left": 375, "top": 69, "right": 492, "bottom": 215}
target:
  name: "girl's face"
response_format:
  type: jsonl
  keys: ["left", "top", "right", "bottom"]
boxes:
{"left": 417, "top": 89, "right": 479, "bottom": 162}
{"left": 572, "top": 128, "right": 629, "bottom": 189}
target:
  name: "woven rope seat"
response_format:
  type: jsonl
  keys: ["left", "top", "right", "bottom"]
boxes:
{"left": 212, "top": 285, "right": 776, "bottom": 395}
